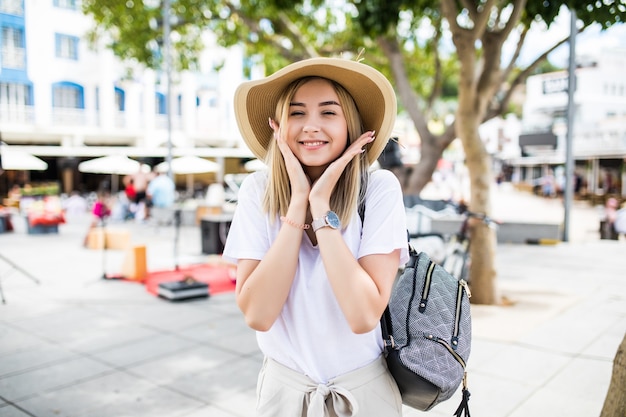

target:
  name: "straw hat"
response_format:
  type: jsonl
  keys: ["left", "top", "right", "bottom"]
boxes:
{"left": 234, "top": 57, "right": 397, "bottom": 165}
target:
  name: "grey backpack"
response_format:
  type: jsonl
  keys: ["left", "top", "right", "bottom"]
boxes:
{"left": 381, "top": 248, "right": 472, "bottom": 415}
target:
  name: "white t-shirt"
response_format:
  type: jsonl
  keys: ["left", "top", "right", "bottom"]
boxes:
{"left": 223, "top": 169, "right": 409, "bottom": 383}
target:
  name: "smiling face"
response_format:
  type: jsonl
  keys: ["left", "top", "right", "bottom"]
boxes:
{"left": 285, "top": 78, "right": 349, "bottom": 180}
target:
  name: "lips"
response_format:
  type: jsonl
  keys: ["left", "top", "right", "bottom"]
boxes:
{"left": 299, "top": 140, "right": 327, "bottom": 148}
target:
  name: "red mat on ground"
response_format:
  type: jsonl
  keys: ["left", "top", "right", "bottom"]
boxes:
{"left": 144, "top": 263, "right": 236, "bottom": 296}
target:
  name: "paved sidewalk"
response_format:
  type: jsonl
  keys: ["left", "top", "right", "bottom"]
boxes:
{"left": 1, "top": 191, "right": 625, "bottom": 417}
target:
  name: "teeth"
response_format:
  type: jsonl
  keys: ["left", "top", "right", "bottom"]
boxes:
{"left": 302, "top": 141, "right": 325, "bottom": 147}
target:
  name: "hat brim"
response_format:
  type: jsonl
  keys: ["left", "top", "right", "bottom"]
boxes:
{"left": 234, "top": 58, "right": 397, "bottom": 165}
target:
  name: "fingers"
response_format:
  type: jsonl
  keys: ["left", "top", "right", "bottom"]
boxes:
{"left": 269, "top": 118, "right": 311, "bottom": 197}
{"left": 347, "top": 130, "right": 376, "bottom": 159}
{"left": 330, "top": 130, "right": 375, "bottom": 170}
{"left": 309, "top": 130, "right": 375, "bottom": 203}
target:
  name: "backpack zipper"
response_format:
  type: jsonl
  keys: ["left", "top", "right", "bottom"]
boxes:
{"left": 418, "top": 261, "right": 436, "bottom": 313}
{"left": 451, "top": 279, "right": 470, "bottom": 350}
{"left": 424, "top": 333, "right": 467, "bottom": 369}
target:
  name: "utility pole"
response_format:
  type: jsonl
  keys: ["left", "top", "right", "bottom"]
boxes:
{"left": 563, "top": 9, "right": 577, "bottom": 242}
{"left": 163, "top": 0, "right": 173, "bottom": 180}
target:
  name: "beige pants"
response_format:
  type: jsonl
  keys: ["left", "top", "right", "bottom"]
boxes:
{"left": 255, "top": 356, "right": 402, "bottom": 417}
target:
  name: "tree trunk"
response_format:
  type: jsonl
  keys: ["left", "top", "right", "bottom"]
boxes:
{"left": 405, "top": 143, "right": 442, "bottom": 196}
{"left": 600, "top": 332, "right": 626, "bottom": 417}
{"left": 447, "top": 11, "right": 499, "bottom": 304}
{"left": 456, "top": 113, "right": 499, "bottom": 304}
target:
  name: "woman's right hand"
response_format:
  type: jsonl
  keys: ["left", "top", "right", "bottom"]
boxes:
{"left": 270, "top": 118, "right": 311, "bottom": 201}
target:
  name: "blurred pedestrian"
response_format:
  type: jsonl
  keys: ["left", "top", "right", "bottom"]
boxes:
{"left": 146, "top": 170, "right": 175, "bottom": 209}
{"left": 600, "top": 197, "right": 619, "bottom": 240}
{"left": 146, "top": 169, "right": 175, "bottom": 224}
{"left": 124, "top": 178, "right": 138, "bottom": 219}
{"left": 541, "top": 170, "right": 556, "bottom": 198}
{"left": 131, "top": 166, "right": 151, "bottom": 221}
{"left": 63, "top": 190, "right": 88, "bottom": 221}
{"left": 83, "top": 191, "right": 111, "bottom": 247}
{"left": 613, "top": 201, "right": 626, "bottom": 238}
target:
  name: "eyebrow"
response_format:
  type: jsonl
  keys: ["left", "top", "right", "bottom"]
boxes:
{"left": 289, "top": 100, "right": 341, "bottom": 107}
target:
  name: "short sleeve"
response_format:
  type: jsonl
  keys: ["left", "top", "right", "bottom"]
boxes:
{"left": 358, "top": 169, "right": 409, "bottom": 266}
{"left": 222, "top": 172, "right": 272, "bottom": 264}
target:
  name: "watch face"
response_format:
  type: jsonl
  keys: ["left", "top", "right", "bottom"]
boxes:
{"left": 326, "top": 211, "right": 341, "bottom": 229}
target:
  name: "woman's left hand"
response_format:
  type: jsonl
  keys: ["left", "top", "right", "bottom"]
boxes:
{"left": 309, "top": 130, "right": 375, "bottom": 208}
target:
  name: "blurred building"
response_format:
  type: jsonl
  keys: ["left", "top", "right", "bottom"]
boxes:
{"left": 503, "top": 49, "right": 626, "bottom": 199}
{"left": 0, "top": 0, "right": 252, "bottom": 194}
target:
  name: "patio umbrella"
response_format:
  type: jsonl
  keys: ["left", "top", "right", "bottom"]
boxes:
{"left": 243, "top": 159, "right": 267, "bottom": 172}
{"left": 155, "top": 155, "right": 220, "bottom": 175}
{"left": 0, "top": 148, "right": 48, "bottom": 171}
{"left": 78, "top": 155, "right": 141, "bottom": 175}
{"left": 156, "top": 156, "right": 220, "bottom": 194}
{"left": 78, "top": 155, "right": 142, "bottom": 193}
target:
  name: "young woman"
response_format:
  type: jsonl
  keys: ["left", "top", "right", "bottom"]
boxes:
{"left": 223, "top": 57, "right": 409, "bottom": 416}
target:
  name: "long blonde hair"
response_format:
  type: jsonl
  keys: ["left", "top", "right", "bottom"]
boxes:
{"left": 262, "top": 77, "right": 369, "bottom": 225}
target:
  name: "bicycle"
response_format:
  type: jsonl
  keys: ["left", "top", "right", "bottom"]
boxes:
{"left": 408, "top": 203, "right": 500, "bottom": 284}
{"left": 441, "top": 207, "right": 500, "bottom": 284}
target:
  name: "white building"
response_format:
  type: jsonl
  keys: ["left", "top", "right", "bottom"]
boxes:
{"left": 505, "top": 48, "right": 626, "bottom": 198}
{"left": 0, "top": 0, "right": 252, "bottom": 195}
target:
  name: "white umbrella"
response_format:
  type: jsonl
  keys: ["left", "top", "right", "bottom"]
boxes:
{"left": 244, "top": 159, "right": 267, "bottom": 172}
{"left": 78, "top": 155, "right": 142, "bottom": 193}
{"left": 0, "top": 148, "right": 48, "bottom": 171}
{"left": 155, "top": 155, "right": 220, "bottom": 175}
{"left": 78, "top": 155, "right": 141, "bottom": 175}
{"left": 156, "top": 156, "right": 220, "bottom": 195}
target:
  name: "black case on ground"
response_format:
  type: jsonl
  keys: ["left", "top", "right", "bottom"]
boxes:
{"left": 158, "top": 278, "right": 209, "bottom": 301}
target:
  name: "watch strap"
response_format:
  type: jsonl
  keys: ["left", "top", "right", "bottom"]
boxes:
{"left": 311, "top": 216, "right": 327, "bottom": 232}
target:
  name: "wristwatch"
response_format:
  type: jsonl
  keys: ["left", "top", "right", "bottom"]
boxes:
{"left": 312, "top": 211, "right": 341, "bottom": 232}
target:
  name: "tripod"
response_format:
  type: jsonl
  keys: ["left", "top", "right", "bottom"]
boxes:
{"left": 0, "top": 252, "right": 41, "bottom": 304}
{"left": 98, "top": 217, "right": 124, "bottom": 280}
{"left": 173, "top": 208, "right": 181, "bottom": 270}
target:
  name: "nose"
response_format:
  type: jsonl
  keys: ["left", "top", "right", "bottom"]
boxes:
{"left": 303, "top": 124, "right": 320, "bottom": 133}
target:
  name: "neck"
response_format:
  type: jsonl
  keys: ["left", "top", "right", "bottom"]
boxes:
{"left": 303, "top": 164, "right": 328, "bottom": 183}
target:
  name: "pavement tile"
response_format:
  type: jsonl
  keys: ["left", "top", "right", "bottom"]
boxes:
{"left": 509, "top": 357, "right": 612, "bottom": 417}
{"left": 10, "top": 312, "right": 162, "bottom": 355}
{"left": 14, "top": 371, "right": 208, "bottom": 417}
{"left": 90, "top": 333, "right": 200, "bottom": 369}
{"left": 0, "top": 405, "right": 33, "bottom": 417}
{"left": 423, "top": 370, "right": 537, "bottom": 417}
{"left": 582, "top": 316, "right": 626, "bottom": 359}
{"left": 209, "top": 389, "right": 259, "bottom": 417}
{"left": 462, "top": 338, "right": 507, "bottom": 369}
{"left": 0, "top": 323, "right": 46, "bottom": 356}
{"left": 475, "top": 343, "right": 571, "bottom": 385}
{"left": 0, "top": 356, "right": 115, "bottom": 402}
{"left": 84, "top": 301, "right": 220, "bottom": 333}
{"left": 11, "top": 371, "right": 156, "bottom": 416}
{"left": 162, "top": 355, "right": 260, "bottom": 403}
{"left": 0, "top": 338, "right": 74, "bottom": 377}
{"left": 126, "top": 344, "right": 242, "bottom": 385}
{"left": 179, "top": 405, "right": 241, "bottom": 417}
{"left": 73, "top": 384, "right": 208, "bottom": 417}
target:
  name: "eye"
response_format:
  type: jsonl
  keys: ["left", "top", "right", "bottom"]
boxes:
{"left": 289, "top": 110, "right": 305, "bottom": 117}
{"left": 322, "top": 110, "right": 337, "bottom": 116}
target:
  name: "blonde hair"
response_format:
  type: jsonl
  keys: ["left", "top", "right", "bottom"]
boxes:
{"left": 262, "top": 77, "right": 369, "bottom": 225}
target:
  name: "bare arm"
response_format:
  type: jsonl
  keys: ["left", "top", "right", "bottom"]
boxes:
{"left": 317, "top": 233, "right": 401, "bottom": 334}
{"left": 235, "top": 119, "right": 311, "bottom": 331}
{"left": 309, "top": 131, "right": 399, "bottom": 333}
{"left": 235, "top": 199, "right": 307, "bottom": 332}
